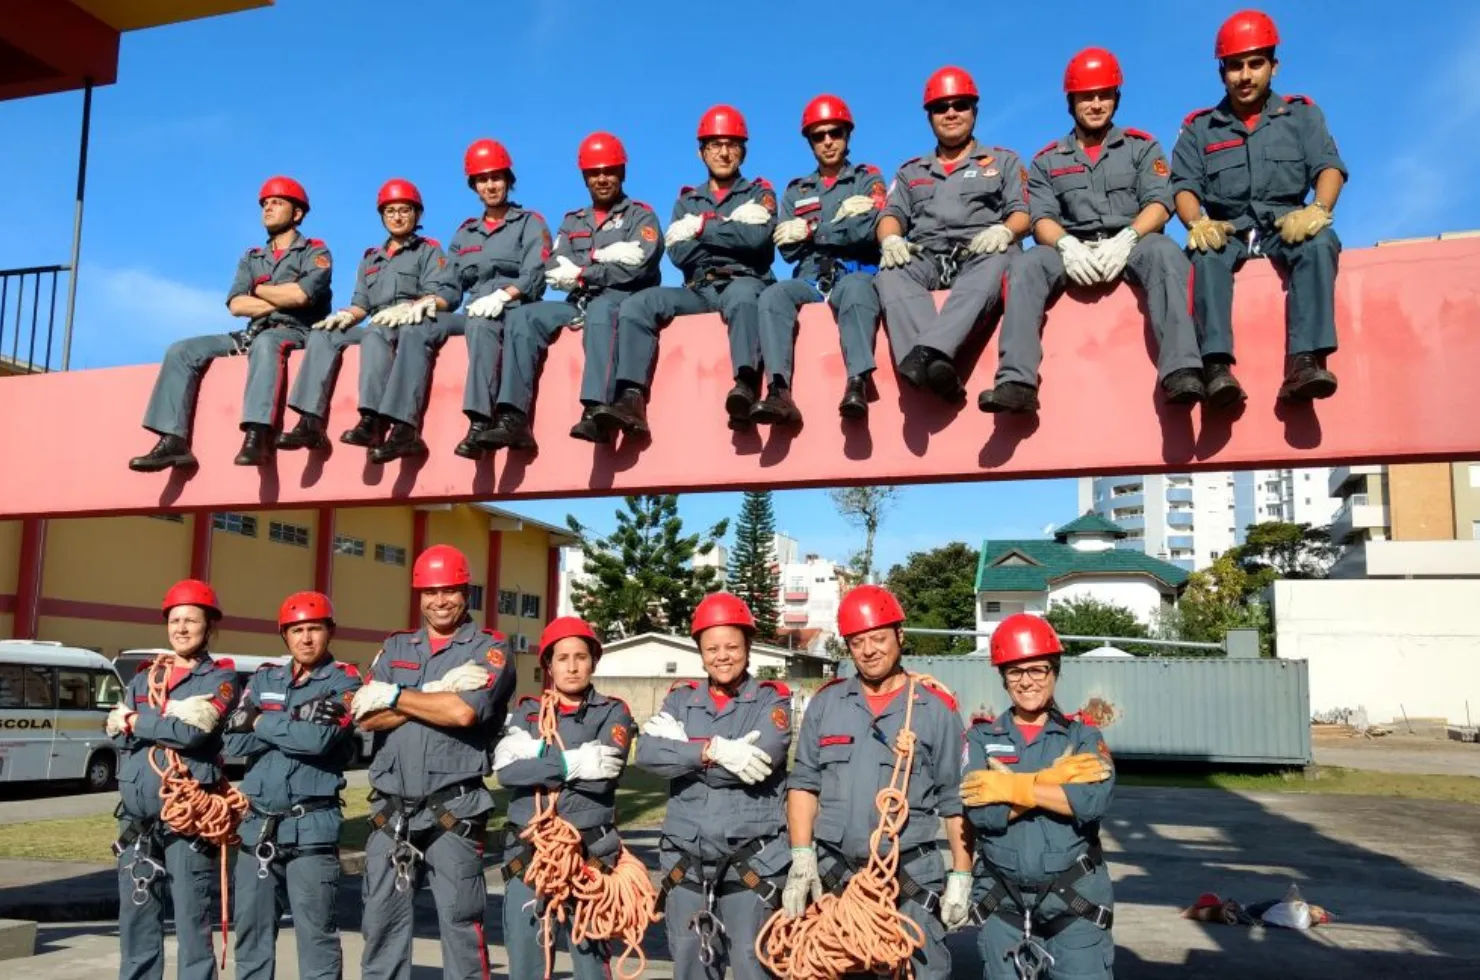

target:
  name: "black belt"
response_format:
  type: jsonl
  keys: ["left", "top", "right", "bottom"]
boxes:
{"left": 686, "top": 267, "right": 753, "bottom": 289}
{"left": 244, "top": 797, "right": 342, "bottom": 875}
{"left": 969, "top": 844, "right": 1113, "bottom": 937}
{"left": 818, "top": 840, "right": 943, "bottom": 916}
{"left": 656, "top": 835, "right": 781, "bottom": 914}
{"left": 498, "top": 823, "right": 616, "bottom": 882}
{"left": 368, "top": 781, "right": 482, "bottom": 841}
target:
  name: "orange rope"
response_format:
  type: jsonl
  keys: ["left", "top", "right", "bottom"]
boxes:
{"left": 518, "top": 691, "right": 660, "bottom": 980}
{"left": 755, "top": 673, "right": 942, "bottom": 980}
{"left": 144, "top": 654, "right": 249, "bottom": 970}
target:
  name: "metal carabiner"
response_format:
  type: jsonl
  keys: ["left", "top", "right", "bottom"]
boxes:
{"left": 128, "top": 854, "right": 165, "bottom": 906}
{"left": 688, "top": 881, "right": 727, "bottom": 966}
{"left": 1007, "top": 936, "right": 1055, "bottom": 980}
{"left": 254, "top": 840, "right": 278, "bottom": 880}
{"left": 391, "top": 834, "right": 423, "bottom": 894}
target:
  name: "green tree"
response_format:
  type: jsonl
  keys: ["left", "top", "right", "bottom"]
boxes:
{"left": 566, "top": 495, "right": 728, "bottom": 640}
{"left": 1230, "top": 521, "right": 1337, "bottom": 587}
{"left": 885, "top": 542, "right": 979, "bottom": 656}
{"left": 829, "top": 486, "right": 900, "bottom": 583}
{"left": 1164, "top": 553, "right": 1274, "bottom": 656}
{"left": 728, "top": 490, "right": 781, "bottom": 642}
{"left": 1043, "top": 596, "right": 1152, "bottom": 655}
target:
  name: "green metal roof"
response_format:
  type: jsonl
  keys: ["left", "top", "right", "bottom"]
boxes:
{"left": 1052, "top": 512, "right": 1128, "bottom": 539}
{"left": 975, "top": 536, "right": 1191, "bottom": 593}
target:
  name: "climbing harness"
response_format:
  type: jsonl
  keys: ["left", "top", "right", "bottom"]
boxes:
{"left": 247, "top": 798, "right": 341, "bottom": 879}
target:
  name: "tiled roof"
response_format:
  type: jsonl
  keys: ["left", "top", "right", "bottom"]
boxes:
{"left": 975, "top": 537, "right": 1190, "bottom": 593}
{"left": 1052, "top": 512, "right": 1128, "bottom": 539}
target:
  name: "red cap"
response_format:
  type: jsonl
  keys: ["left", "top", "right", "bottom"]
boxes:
{"left": 990, "top": 613, "right": 1064, "bottom": 667}
{"left": 577, "top": 132, "right": 628, "bottom": 170}
{"left": 923, "top": 66, "right": 979, "bottom": 107}
{"left": 690, "top": 592, "right": 756, "bottom": 638}
{"left": 801, "top": 94, "right": 854, "bottom": 134}
{"left": 162, "top": 579, "right": 221, "bottom": 620}
{"left": 411, "top": 544, "right": 471, "bottom": 589}
{"left": 259, "top": 176, "right": 309, "bottom": 214}
{"left": 697, "top": 105, "right": 748, "bottom": 141}
{"left": 1215, "top": 10, "right": 1280, "bottom": 59}
{"left": 279, "top": 591, "right": 334, "bottom": 630}
{"left": 464, "top": 139, "right": 513, "bottom": 179}
{"left": 837, "top": 585, "right": 906, "bottom": 637}
{"left": 1064, "top": 47, "right": 1124, "bottom": 93}
{"left": 377, "top": 178, "right": 422, "bottom": 211}
{"left": 538, "top": 616, "right": 602, "bottom": 661}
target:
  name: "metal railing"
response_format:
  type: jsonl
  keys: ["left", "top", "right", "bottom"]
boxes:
{"left": 903, "top": 626, "right": 1225, "bottom": 652}
{"left": 0, "top": 265, "right": 70, "bottom": 374}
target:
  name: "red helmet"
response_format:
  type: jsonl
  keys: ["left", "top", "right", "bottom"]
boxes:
{"left": 377, "top": 178, "right": 423, "bottom": 211}
{"left": 279, "top": 591, "right": 334, "bottom": 630}
{"left": 690, "top": 592, "right": 756, "bottom": 638}
{"left": 464, "top": 139, "right": 513, "bottom": 179}
{"left": 411, "top": 544, "right": 471, "bottom": 589}
{"left": 923, "top": 66, "right": 979, "bottom": 107}
{"left": 538, "top": 616, "right": 602, "bottom": 661}
{"left": 577, "top": 132, "right": 628, "bottom": 170}
{"left": 837, "top": 585, "right": 906, "bottom": 637}
{"left": 697, "top": 105, "right": 748, "bottom": 141}
{"left": 1063, "top": 47, "right": 1123, "bottom": 93}
{"left": 162, "top": 579, "right": 221, "bottom": 620}
{"left": 1215, "top": 9, "right": 1280, "bottom": 59}
{"left": 801, "top": 94, "right": 854, "bottom": 134}
{"left": 990, "top": 613, "right": 1064, "bottom": 667}
{"left": 259, "top": 176, "right": 309, "bottom": 214}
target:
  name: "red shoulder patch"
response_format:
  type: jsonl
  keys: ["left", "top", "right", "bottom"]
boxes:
{"left": 816, "top": 677, "right": 847, "bottom": 694}
{"left": 679, "top": 185, "right": 695, "bottom": 196}
{"left": 212, "top": 657, "right": 236, "bottom": 671}
{"left": 482, "top": 628, "right": 507, "bottom": 643}
{"left": 916, "top": 677, "right": 958, "bottom": 712}
{"left": 363, "top": 246, "right": 378, "bottom": 257}
{"left": 529, "top": 210, "right": 546, "bottom": 223}
{"left": 754, "top": 176, "right": 774, "bottom": 190}
{"left": 633, "top": 200, "right": 654, "bottom": 211}
{"left": 564, "top": 206, "right": 585, "bottom": 217}
{"left": 1182, "top": 107, "right": 1215, "bottom": 128}
{"left": 1122, "top": 128, "right": 1155, "bottom": 142}
{"left": 515, "top": 694, "right": 540, "bottom": 706}
{"left": 611, "top": 724, "right": 629, "bottom": 749}
{"left": 460, "top": 217, "right": 478, "bottom": 228}
{"left": 669, "top": 680, "right": 699, "bottom": 692}
{"left": 970, "top": 712, "right": 996, "bottom": 725}
{"left": 607, "top": 695, "right": 631, "bottom": 711}
{"left": 863, "top": 164, "right": 881, "bottom": 175}
{"left": 422, "top": 237, "right": 442, "bottom": 248}
{"left": 1283, "top": 94, "right": 1313, "bottom": 106}
{"left": 307, "top": 238, "right": 326, "bottom": 247}
{"left": 1033, "top": 140, "right": 1060, "bottom": 159}
{"left": 336, "top": 662, "right": 362, "bottom": 680}
{"left": 759, "top": 679, "right": 792, "bottom": 698}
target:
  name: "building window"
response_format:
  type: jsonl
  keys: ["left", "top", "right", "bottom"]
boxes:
{"left": 665, "top": 662, "right": 678, "bottom": 675}
{"left": 374, "top": 543, "right": 407, "bottom": 566}
{"left": 985, "top": 601, "right": 1001, "bottom": 613}
{"left": 520, "top": 594, "right": 541, "bottom": 619}
{"left": 1473, "top": 520, "right": 1480, "bottom": 541}
{"left": 334, "top": 534, "right": 365, "bottom": 557}
{"left": 468, "top": 585, "right": 485, "bottom": 611}
{"left": 1470, "top": 464, "right": 1480, "bottom": 489}
{"left": 150, "top": 513, "right": 185, "bottom": 523}
{"left": 498, "top": 590, "right": 518, "bottom": 615}
{"left": 213, "top": 512, "right": 257, "bottom": 537}
{"left": 268, "top": 521, "right": 310, "bottom": 547}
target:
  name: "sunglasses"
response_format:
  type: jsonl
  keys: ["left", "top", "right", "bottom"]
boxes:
{"left": 928, "top": 98, "right": 977, "bottom": 115}
{"left": 807, "top": 127, "right": 848, "bottom": 145}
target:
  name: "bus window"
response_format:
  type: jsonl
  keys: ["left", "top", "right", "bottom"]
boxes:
{"left": 23, "top": 666, "right": 55, "bottom": 708}
{"left": 58, "top": 671, "right": 93, "bottom": 710}
{"left": 95, "top": 672, "right": 123, "bottom": 710}
{"left": 0, "top": 664, "right": 21, "bottom": 707}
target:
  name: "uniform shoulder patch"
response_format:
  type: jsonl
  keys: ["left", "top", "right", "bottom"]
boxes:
{"left": 460, "top": 216, "right": 478, "bottom": 228}
{"left": 247, "top": 246, "right": 263, "bottom": 256}
{"left": 528, "top": 210, "right": 546, "bottom": 224}
{"left": 515, "top": 693, "right": 540, "bottom": 706}
{"left": 632, "top": 200, "right": 654, "bottom": 211}
{"left": 363, "top": 246, "right": 378, "bottom": 257}
{"left": 815, "top": 677, "right": 847, "bottom": 695}
{"left": 253, "top": 662, "right": 274, "bottom": 673}
{"left": 481, "top": 628, "right": 507, "bottom": 642}
{"left": 969, "top": 711, "right": 996, "bottom": 726}
{"left": 1182, "top": 107, "right": 1215, "bottom": 128}
{"left": 212, "top": 657, "right": 236, "bottom": 671}
{"left": 916, "top": 677, "right": 958, "bottom": 712}
{"left": 1122, "top": 128, "right": 1155, "bottom": 142}
{"left": 669, "top": 679, "right": 699, "bottom": 692}
{"left": 564, "top": 206, "right": 585, "bottom": 217}
{"left": 863, "top": 163, "right": 882, "bottom": 175}
{"left": 1033, "top": 140, "right": 1060, "bottom": 159}
{"left": 754, "top": 176, "right": 774, "bottom": 190}
{"left": 335, "top": 662, "right": 362, "bottom": 680}
{"left": 758, "top": 679, "right": 792, "bottom": 698}
{"left": 1282, "top": 94, "right": 1314, "bottom": 106}
{"left": 307, "top": 238, "right": 327, "bottom": 248}
{"left": 422, "top": 237, "right": 442, "bottom": 248}
{"left": 607, "top": 695, "right": 631, "bottom": 712}
{"left": 786, "top": 175, "right": 807, "bottom": 188}
{"left": 679, "top": 185, "right": 696, "bottom": 196}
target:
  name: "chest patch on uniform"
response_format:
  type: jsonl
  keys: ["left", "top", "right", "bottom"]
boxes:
{"left": 218, "top": 681, "right": 233, "bottom": 701}
{"left": 908, "top": 178, "right": 934, "bottom": 188}
{"left": 984, "top": 743, "right": 1017, "bottom": 753}
{"left": 795, "top": 197, "right": 821, "bottom": 214}
{"left": 771, "top": 706, "right": 788, "bottom": 731}
{"left": 342, "top": 690, "right": 355, "bottom": 708}
{"left": 390, "top": 660, "right": 419, "bottom": 670}
{"left": 259, "top": 691, "right": 286, "bottom": 702}
{"left": 819, "top": 735, "right": 854, "bottom": 747}
{"left": 611, "top": 725, "right": 629, "bottom": 749}
{"left": 1153, "top": 158, "right": 1169, "bottom": 177}
{"left": 1204, "top": 138, "right": 1245, "bottom": 154}
{"left": 1050, "top": 166, "right": 1086, "bottom": 177}
{"left": 486, "top": 648, "right": 505, "bottom": 670}
{"left": 436, "top": 256, "right": 447, "bottom": 269}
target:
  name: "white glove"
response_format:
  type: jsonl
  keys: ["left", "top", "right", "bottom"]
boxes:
{"left": 727, "top": 201, "right": 773, "bottom": 225}
{"left": 491, "top": 726, "right": 542, "bottom": 770}
{"left": 1092, "top": 227, "right": 1139, "bottom": 282}
{"left": 422, "top": 662, "right": 491, "bottom": 694}
{"left": 831, "top": 195, "right": 876, "bottom": 222}
{"left": 782, "top": 846, "right": 824, "bottom": 918}
{"left": 163, "top": 695, "right": 222, "bottom": 732}
{"left": 467, "top": 288, "right": 514, "bottom": 319}
{"left": 940, "top": 871, "right": 974, "bottom": 929}
{"left": 706, "top": 730, "right": 773, "bottom": 784}
{"left": 665, "top": 213, "right": 704, "bottom": 246}
{"left": 404, "top": 296, "right": 438, "bottom": 324}
{"left": 880, "top": 234, "right": 915, "bottom": 269}
{"left": 640, "top": 711, "right": 689, "bottom": 741}
{"left": 967, "top": 223, "right": 1016, "bottom": 255}
{"left": 543, "top": 257, "right": 582, "bottom": 292}
{"left": 1057, "top": 234, "right": 1103, "bottom": 287}
{"left": 106, "top": 703, "right": 133, "bottom": 737}
{"left": 563, "top": 741, "right": 625, "bottom": 781}
{"left": 773, "top": 218, "right": 811, "bottom": 246}
{"left": 591, "top": 241, "right": 646, "bottom": 267}
{"left": 313, "top": 309, "right": 357, "bottom": 331}
{"left": 370, "top": 302, "right": 411, "bottom": 327}
{"left": 351, "top": 680, "right": 401, "bottom": 720}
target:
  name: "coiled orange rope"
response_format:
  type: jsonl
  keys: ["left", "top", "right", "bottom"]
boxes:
{"left": 144, "top": 654, "right": 249, "bottom": 969}
{"left": 518, "top": 691, "right": 660, "bottom": 980}
{"left": 755, "top": 673, "right": 943, "bottom": 980}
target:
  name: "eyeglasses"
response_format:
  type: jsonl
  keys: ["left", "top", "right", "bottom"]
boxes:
{"left": 927, "top": 98, "right": 977, "bottom": 116}
{"left": 1004, "top": 665, "right": 1054, "bottom": 683}
{"left": 807, "top": 127, "right": 848, "bottom": 145}
{"left": 381, "top": 206, "right": 417, "bottom": 218}
{"left": 702, "top": 138, "right": 744, "bottom": 153}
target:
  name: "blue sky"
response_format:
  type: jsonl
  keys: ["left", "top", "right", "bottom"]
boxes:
{"left": 4, "top": 0, "right": 1477, "bottom": 570}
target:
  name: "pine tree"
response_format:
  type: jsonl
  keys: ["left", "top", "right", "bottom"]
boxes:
{"left": 728, "top": 490, "right": 781, "bottom": 641}
{"left": 566, "top": 495, "right": 728, "bottom": 640}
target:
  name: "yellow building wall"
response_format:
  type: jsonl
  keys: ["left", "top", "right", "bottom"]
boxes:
{"left": 0, "top": 519, "right": 20, "bottom": 595}
{"left": 43, "top": 515, "right": 191, "bottom": 606}
{"left": 331, "top": 507, "right": 414, "bottom": 637}
{"left": 494, "top": 529, "right": 551, "bottom": 644}
{"left": 210, "top": 509, "right": 317, "bottom": 621}
{"left": 1389, "top": 463, "right": 1457, "bottom": 541}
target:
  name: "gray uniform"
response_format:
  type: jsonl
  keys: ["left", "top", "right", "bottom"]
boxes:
{"left": 875, "top": 141, "right": 1028, "bottom": 361}
{"left": 224, "top": 659, "right": 362, "bottom": 980}
{"left": 142, "top": 234, "right": 332, "bottom": 438}
{"left": 494, "top": 690, "right": 636, "bottom": 980}
{"left": 1171, "top": 92, "right": 1348, "bottom": 360}
{"left": 634, "top": 676, "right": 792, "bottom": 980}
{"left": 287, "top": 236, "right": 459, "bottom": 420}
{"left": 380, "top": 208, "right": 551, "bottom": 427}
{"left": 361, "top": 621, "right": 516, "bottom": 980}
{"left": 789, "top": 674, "right": 965, "bottom": 980}
{"left": 614, "top": 177, "right": 777, "bottom": 388}
{"left": 111, "top": 655, "right": 241, "bottom": 980}
{"left": 964, "top": 710, "right": 1116, "bottom": 980}
{"left": 758, "top": 162, "right": 886, "bottom": 385}
{"left": 500, "top": 198, "right": 664, "bottom": 410}
{"left": 996, "top": 126, "right": 1202, "bottom": 388}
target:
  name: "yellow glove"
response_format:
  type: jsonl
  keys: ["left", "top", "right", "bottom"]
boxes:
{"left": 961, "top": 769, "right": 1037, "bottom": 808}
{"left": 1274, "top": 202, "right": 1332, "bottom": 244}
{"left": 1186, "top": 215, "right": 1236, "bottom": 251}
{"left": 1034, "top": 752, "right": 1112, "bottom": 786}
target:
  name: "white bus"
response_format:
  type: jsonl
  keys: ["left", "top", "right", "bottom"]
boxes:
{"left": 114, "top": 649, "right": 374, "bottom": 765}
{"left": 0, "top": 641, "right": 126, "bottom": 792}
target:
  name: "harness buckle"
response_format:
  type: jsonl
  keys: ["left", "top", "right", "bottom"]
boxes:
{"left": 688, "top": 880, "right": 728, "bottom": 967}
{"left": 1089, "top": 904, "right": 1113, "bottom": 930}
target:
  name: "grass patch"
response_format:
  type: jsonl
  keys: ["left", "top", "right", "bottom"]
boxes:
{"left": 1119, "top": 765, "right": 1480, "bottom": 804}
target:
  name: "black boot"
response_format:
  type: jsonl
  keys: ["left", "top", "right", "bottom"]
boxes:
{"left": 340, "top": 412, "right": 386, "bottom": 448}
{"left": 453, "top": 419, "right": 491, "bottom": 460}
{"left": 1203, "top": 360, "right": 1247, "bottom": 411}
{"left": 1161, "top": 368, "right": 1207, "bottom": 405}
{"left": 922, "top": 350, "right": 966, "bottom": 404}
{"left": 569, "top": 406, "right": 613, "bottom": 444}
{"left": 750, "top": 382, "right": 801, "bottom": 426}
{"left": 233, "top": 424, "right": 275, "bottom": 467}
{"left": 725, "top": 377, "right": 759, "bottom": 429}
{"left": 593, "top": 387, "right": 649, "bottom": 436}
{"left": 1278, "top": 353, "right": 1338, "bottom": 401}
{"left": 838, "top": 375, "right": 869, "bottom": 419}
{"left": 276, "top": 413, "right": 329, "bottom": 451}
{"left": 369, "top": 423, "right": 428, "bottom": 464}
{"left": 128, "top": 434, "right": 197, "bottom": 473}
{"left": 977, "top": 381, "right": 1040, "bottom": 414}
{"left": 486, "top": 408, "right": 538, "bottom": 452}
{"left": 897, "top": 346, "right": 932, "bottom": 387}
